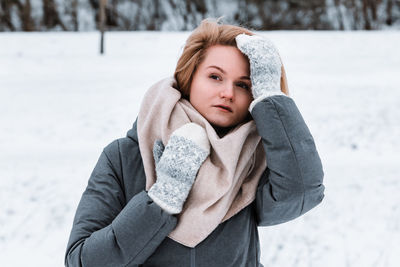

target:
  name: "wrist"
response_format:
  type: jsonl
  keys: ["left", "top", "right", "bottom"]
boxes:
{"left": 249, "top": 92, "right": 288, "bottom": 112}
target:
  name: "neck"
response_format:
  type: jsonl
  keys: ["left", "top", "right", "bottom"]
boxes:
{"left": 213, "top": 113, "right": 253, "bottom": 138}
{"left": 212, "top": 125, "right": 234, "bottom": 138}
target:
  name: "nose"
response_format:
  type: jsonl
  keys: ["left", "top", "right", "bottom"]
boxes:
{"left": 219, "top": 83, "right": 234, "bottom": 102}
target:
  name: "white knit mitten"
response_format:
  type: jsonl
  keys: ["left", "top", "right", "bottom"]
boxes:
{"left": 148, "top": 123, "right": 210, "bottom": 214}
{"left": 235, "top": 34, "right": 286, "bottom": 111}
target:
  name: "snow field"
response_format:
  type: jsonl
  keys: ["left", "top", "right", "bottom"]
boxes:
{"left": 0, "top": 31, "right": 399, "bottom": 266}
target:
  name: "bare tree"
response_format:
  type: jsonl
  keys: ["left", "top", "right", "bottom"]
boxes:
{"left": 42, "top": 0, "right": 67, "bottom": 30}
{"left": 0, "top": 0, "right": 399, "bottom": 31}
{"left": 71, "top": 0, "right": 78, "bottom": 31}
{"left": 21, "top": 0, "right": 34, "bottom": 31}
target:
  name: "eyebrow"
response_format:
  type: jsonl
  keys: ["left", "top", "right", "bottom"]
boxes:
{"left": 206, "top": 65, "right": 250, "bottom": 80}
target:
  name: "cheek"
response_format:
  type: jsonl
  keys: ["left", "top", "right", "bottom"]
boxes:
{"left": 189, "top": 78, "right": 200, "bottom": 99}
{"left": 192, "top": 80, "right": 216, "bottom": 100}
{"left": 189, "top": 82, "right": 207, "bottom": 111}
{"left": 237, "top": 91, "right": 253, "bottom": 107}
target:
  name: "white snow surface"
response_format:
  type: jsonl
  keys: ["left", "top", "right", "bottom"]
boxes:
{"left": 0, "top": 31, "right": 399, "bottom": 267}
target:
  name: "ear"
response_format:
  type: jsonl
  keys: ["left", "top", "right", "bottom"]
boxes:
{"left": 153, "top": 139, "right": 165, "bottom": 166}
{"left": 280, "top": 64, "right": 290, "bottom": 96}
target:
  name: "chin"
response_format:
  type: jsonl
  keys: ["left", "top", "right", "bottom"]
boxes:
{"left": 208, "top": 118, "right": 236, "bottom": 128}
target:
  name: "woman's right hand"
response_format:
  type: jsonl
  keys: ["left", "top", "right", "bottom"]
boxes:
{"left": 148, "top": 123, "right": 210, "bottom": 214}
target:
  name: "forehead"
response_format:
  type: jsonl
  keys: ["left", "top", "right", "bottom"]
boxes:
{"left": 200, "top": 45, "right": 249, "bottom": 73}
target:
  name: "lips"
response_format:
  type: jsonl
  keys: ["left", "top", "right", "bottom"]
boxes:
{"left": 214, "top": 104, "right": 233, "bottom": 112}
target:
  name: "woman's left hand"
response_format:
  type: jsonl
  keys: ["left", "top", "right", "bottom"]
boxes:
{"left": 235, "top": 34, "right": 283, "bottom": 102}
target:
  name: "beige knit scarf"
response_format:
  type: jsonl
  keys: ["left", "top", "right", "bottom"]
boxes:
{"left": 137, "top": 77, "right": 267, "bottom": 248}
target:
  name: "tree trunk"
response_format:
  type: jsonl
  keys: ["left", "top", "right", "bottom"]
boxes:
{"left": 335, "top": 0, "right": 345, "bottom": 30}
{"left": 99, "top": 0, "right": 107, "bottom": 54}
{"left": 362, "top": 0, "right": 372, "bottom": 29}
{"left": 1, "top": 0, "right": 16, "bottom": 31}
{"left": 20, "top": 0, "right": 34, "bottom": 31}
{"left": 43, "top": 0, "right": 67, "bottom": 30}
{"left": 72, "top": 0, "right": 78, "bottom": 31}
{"left": 386, "top": 0, "right": 393, "bottom": 25}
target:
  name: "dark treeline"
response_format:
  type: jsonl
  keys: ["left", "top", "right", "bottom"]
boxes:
{"left": 0, "top": 0, "right": 399, "bottom": 31}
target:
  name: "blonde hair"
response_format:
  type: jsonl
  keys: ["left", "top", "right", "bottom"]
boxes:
{"left": 174, "top": 18, "right": 289, "bottom": 98}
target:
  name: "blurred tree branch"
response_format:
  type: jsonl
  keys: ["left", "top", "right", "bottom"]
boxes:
{"left": 0, "top": 0, "right": 399, "bottom": 31}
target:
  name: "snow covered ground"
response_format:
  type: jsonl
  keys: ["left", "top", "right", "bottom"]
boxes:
{"left": 0, "top": 31, "right": 399, "bottom": 267}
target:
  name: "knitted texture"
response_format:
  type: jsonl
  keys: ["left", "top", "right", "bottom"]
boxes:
{"left": 235, "top": 34, "right": 282, "bottom": 100}
{"left": 148, "top": 124, "right": 210, "bottom": 214}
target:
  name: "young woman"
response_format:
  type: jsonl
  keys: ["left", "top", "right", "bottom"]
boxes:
{"left": 65, "top": 19, "right": 325, "bottom": 267}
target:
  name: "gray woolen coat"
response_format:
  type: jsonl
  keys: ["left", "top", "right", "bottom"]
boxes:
{"left": 65, "top": 95, "right": 325, "bottom": 267}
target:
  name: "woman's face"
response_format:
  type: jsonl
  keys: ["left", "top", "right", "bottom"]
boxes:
{"left": 189, "top": 45, "right": 253, "bottom": 129}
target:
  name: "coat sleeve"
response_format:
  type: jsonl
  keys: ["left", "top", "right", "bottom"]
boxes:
{"left": 64, "top": 140, "right": 177, "bottom": 267}
{"left": 251, "top": 95, "right": 325, "bottom": 226}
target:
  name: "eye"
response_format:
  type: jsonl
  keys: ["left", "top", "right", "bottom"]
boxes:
{"left": 209, "top": 74, "right": 221, "bottom": 81}
{"left": 236, "top": 82, "right": 250, "bottom": 90}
